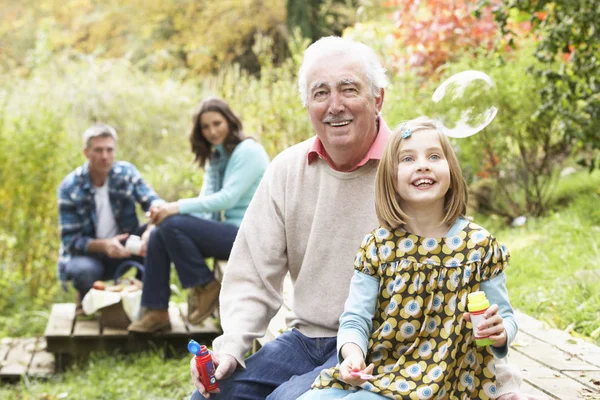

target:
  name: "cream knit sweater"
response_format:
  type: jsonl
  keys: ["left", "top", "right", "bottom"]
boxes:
{"left": 214, "top": 137, "right": 381, "bottom": 365}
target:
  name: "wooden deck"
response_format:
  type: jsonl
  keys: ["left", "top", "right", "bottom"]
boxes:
{"left": 44, "top": 303, "right": 220, "bottom": 359}
{"left": 0, "top": 337, "right": 54, "bottom": 381}
{"left": 510, "top": 311, "right": 600, "bottom": 399}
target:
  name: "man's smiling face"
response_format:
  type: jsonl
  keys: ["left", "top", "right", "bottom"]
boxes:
{"left": 306, "top": 54, "right": 382, "bottom": 160}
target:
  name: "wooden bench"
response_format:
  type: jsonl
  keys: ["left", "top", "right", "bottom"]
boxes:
{"left": 44, "top": 259, "right": 228, "bottom": 368}
{"left": 257, "top": 274, "right": 600, "bottom": 400}
{"left": 44, "top": 302, "right": 220, "bottom": 370}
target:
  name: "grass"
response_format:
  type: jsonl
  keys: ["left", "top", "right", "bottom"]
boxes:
{"left": 0, "top": 350, "right": 193, "bottom": 400}
{"left": 476, "top": 169, "right": 600, "bottom": 342}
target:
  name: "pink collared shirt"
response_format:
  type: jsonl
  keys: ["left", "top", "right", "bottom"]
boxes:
{"left": 307, "top": 117, "right": 392, "bottom": 171}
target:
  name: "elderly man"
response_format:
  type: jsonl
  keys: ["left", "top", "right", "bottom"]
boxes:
{"left": 191, "top": 37, "right": 524, "bottom": 400}
{"left": 57, "top": 123, "right": 162, "bottom": 313}
{"left": 190, "top": 36, "right": 389, "bottom": 400}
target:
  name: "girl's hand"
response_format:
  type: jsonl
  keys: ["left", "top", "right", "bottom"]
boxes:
{"left": 149, "top": 202, "right": 179, "bottom": 225}
{"left": 465, "top": 303, "right": 507, "bottom": 348}
{"left": 338, "top": 343, "right": 374, "bottom": 386}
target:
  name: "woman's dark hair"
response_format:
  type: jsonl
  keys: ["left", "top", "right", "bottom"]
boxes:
{"left": 189, "top": 97, "right": 246, "bottom": 168}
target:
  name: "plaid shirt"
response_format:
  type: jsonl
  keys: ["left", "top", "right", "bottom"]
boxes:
{"left": 57, "top": 161, "right": 162, "bottom": 280}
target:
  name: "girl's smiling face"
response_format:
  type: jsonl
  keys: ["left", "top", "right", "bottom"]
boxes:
{"left": 396, "top": 129, "right": 451, "bottom": 209}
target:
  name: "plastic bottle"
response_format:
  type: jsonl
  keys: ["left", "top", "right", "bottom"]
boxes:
{"left": 467, "top": 291, "right": 494, "bottom": 346}
{"left": 188, "top": 339, "right": 219, "bottom": 391}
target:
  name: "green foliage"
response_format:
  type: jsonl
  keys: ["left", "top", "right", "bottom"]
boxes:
{"left": 0, "top": 109, "right": 73, "bottom": 308}
{"left": 287, "top": 0, "right": 359, "bottom": 42}
{"left": 484, "top": 0, "right": 600, "bottom": 167}
{"left": 445, "top": 44, "right": 572, "bottom": 218}
{"left": 0, "top": 0, "right": 287, "bottom": 76}
{"left": 0, "top": 350, "right": 192, "bottom": 399}
{"left": 383, "top": 40, "right": 573, "bottom": 218}
{"left": 206, "top": 33, "right": 313, "bottom": 157}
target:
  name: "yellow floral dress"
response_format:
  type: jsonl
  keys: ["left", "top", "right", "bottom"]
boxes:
{"left": 312, "top": 222, "right": 509, "bottom": 399}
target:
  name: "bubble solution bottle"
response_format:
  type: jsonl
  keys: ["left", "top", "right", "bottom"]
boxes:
{"left": 188, "top": 339, "right": 219, "bottom": 391}
{"left": 467, "top": 291, "right": 494, "bottom": 346}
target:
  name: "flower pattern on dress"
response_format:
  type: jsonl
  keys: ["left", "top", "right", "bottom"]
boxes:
{"left": 311, "top": 222, "right": 509, "bottom": 399}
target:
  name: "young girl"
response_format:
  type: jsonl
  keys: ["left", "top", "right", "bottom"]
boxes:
{"left": 299, "top": 117, "right": 519, "bottom": 399}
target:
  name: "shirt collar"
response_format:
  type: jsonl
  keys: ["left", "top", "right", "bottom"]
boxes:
{"left": 307, "top": 117, "right": 392, "bottom": 171}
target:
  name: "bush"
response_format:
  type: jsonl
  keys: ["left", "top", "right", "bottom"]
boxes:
{"left": 383, "top": 41, "right": 572, "bottom": 220}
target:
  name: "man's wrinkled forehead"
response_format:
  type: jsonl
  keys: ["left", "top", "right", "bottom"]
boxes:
{"left": 306, "top": 55, "right": 367, "bottom": 89}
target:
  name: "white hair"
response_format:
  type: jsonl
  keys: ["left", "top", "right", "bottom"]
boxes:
{"left": 298, "top": 36, "right": 388, "bottom": 107}
{"left": 83, "top": 123, "right": 118, "bottom": 148}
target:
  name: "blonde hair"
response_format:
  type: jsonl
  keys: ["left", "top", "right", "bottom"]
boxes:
{"left": 375, "top": 117, "right": 468, "bottom": 230}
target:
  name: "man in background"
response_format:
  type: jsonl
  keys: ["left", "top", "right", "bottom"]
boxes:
{"left": 57, "top": 123, "right": 162, "bottom": 314}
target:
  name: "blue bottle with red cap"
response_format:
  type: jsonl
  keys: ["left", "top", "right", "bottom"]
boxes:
{"left": 188, "top": 339, "right": 219, "bottom": 391}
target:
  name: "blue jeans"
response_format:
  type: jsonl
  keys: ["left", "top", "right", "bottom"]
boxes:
{"left": 65, "top": 254, "right": 144, "bottom": 297}
{"left": 142, "top": 214, "right": 238, "bottom": 309}
{"left": 190, "top": 329, "right": 338, "bottom": 400}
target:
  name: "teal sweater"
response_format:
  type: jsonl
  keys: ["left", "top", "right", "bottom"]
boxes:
{"left": 177, "top": 139, "right": 270, "bottom": 227}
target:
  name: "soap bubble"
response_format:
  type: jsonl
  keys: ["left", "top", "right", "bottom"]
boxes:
{"left": 431, "top": 70, "right": 498, "bottom": 138}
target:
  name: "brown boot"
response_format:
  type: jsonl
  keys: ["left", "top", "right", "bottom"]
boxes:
{"left": 127, "top": 309, "right": 171, "bottom": 333}
{"left": 188, "top": 280, "right": 221, "bottom": 325}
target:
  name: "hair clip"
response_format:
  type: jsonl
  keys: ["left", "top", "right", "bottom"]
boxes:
{"left": 400, "top": 123, "right": 412, "bottom": 139}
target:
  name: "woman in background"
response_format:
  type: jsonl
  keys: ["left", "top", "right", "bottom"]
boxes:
{"left": 129, "top": 97, "right": 270, "bottom": 333}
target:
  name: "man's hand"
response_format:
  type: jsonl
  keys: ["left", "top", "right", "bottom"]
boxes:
{"left": 190, "top": 352, "right": 238, "bottom": 399}
{"left": 464, "top": 303, "right": 507, "bottom": 348}
{"left": 104, "top": 233, "right": 131, "bottom": 258}
{"left": 148, "top": 202, "right": 179, "bottom": 225}
{"left": 338, "top": 343, "right": 374, "bottom": 386}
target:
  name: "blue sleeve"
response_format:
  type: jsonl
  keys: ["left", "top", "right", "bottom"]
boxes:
{"left": 178, "top": 141, "right": 268, "bottom": 214}
{"left": 480, "top": 272, "right": 518, "bottom": 358}
{"left": 57, "top": 179, "right": 90, "bottom": 255}
{"left": 337, "top": 270, "right": 379, "bottom": 362}
{"left": 130, "top": 164, "right": 163, "bottom": 211}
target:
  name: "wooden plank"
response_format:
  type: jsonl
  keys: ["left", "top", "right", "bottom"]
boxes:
{"left": 102, "top": 325, "right": 128, "bottom": 336}
{"left": 73, "top": 318, "right": 100, "bottom": 336}
{"left": 510, "top": 347, "right": 594, "bottom": 399}
{"left": 27, "top": 338, "right": 55, "bottom": 378}
{"left": 166, "top": 305, "right": 187, "bottom": 334}
{"left": 0, "top": 338, "right": 13, "bottom": 362}
{"left": 510, "top": 330, "right": 600, "bottom": 372}
{"left": 561, "top": 370, "right": 600, "bottom": 392}
{"left": 515, "top": 310, "right": 600, "bottom": 368}
{"left": 0, "top": 338, "right": 36, "bottom": 379}
{"left": 44, "top": 303, "right": 76, "bottom": 337}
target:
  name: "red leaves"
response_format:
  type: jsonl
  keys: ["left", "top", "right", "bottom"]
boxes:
{"left": 385, "top": 0, "right": 501, "bottom": 77}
